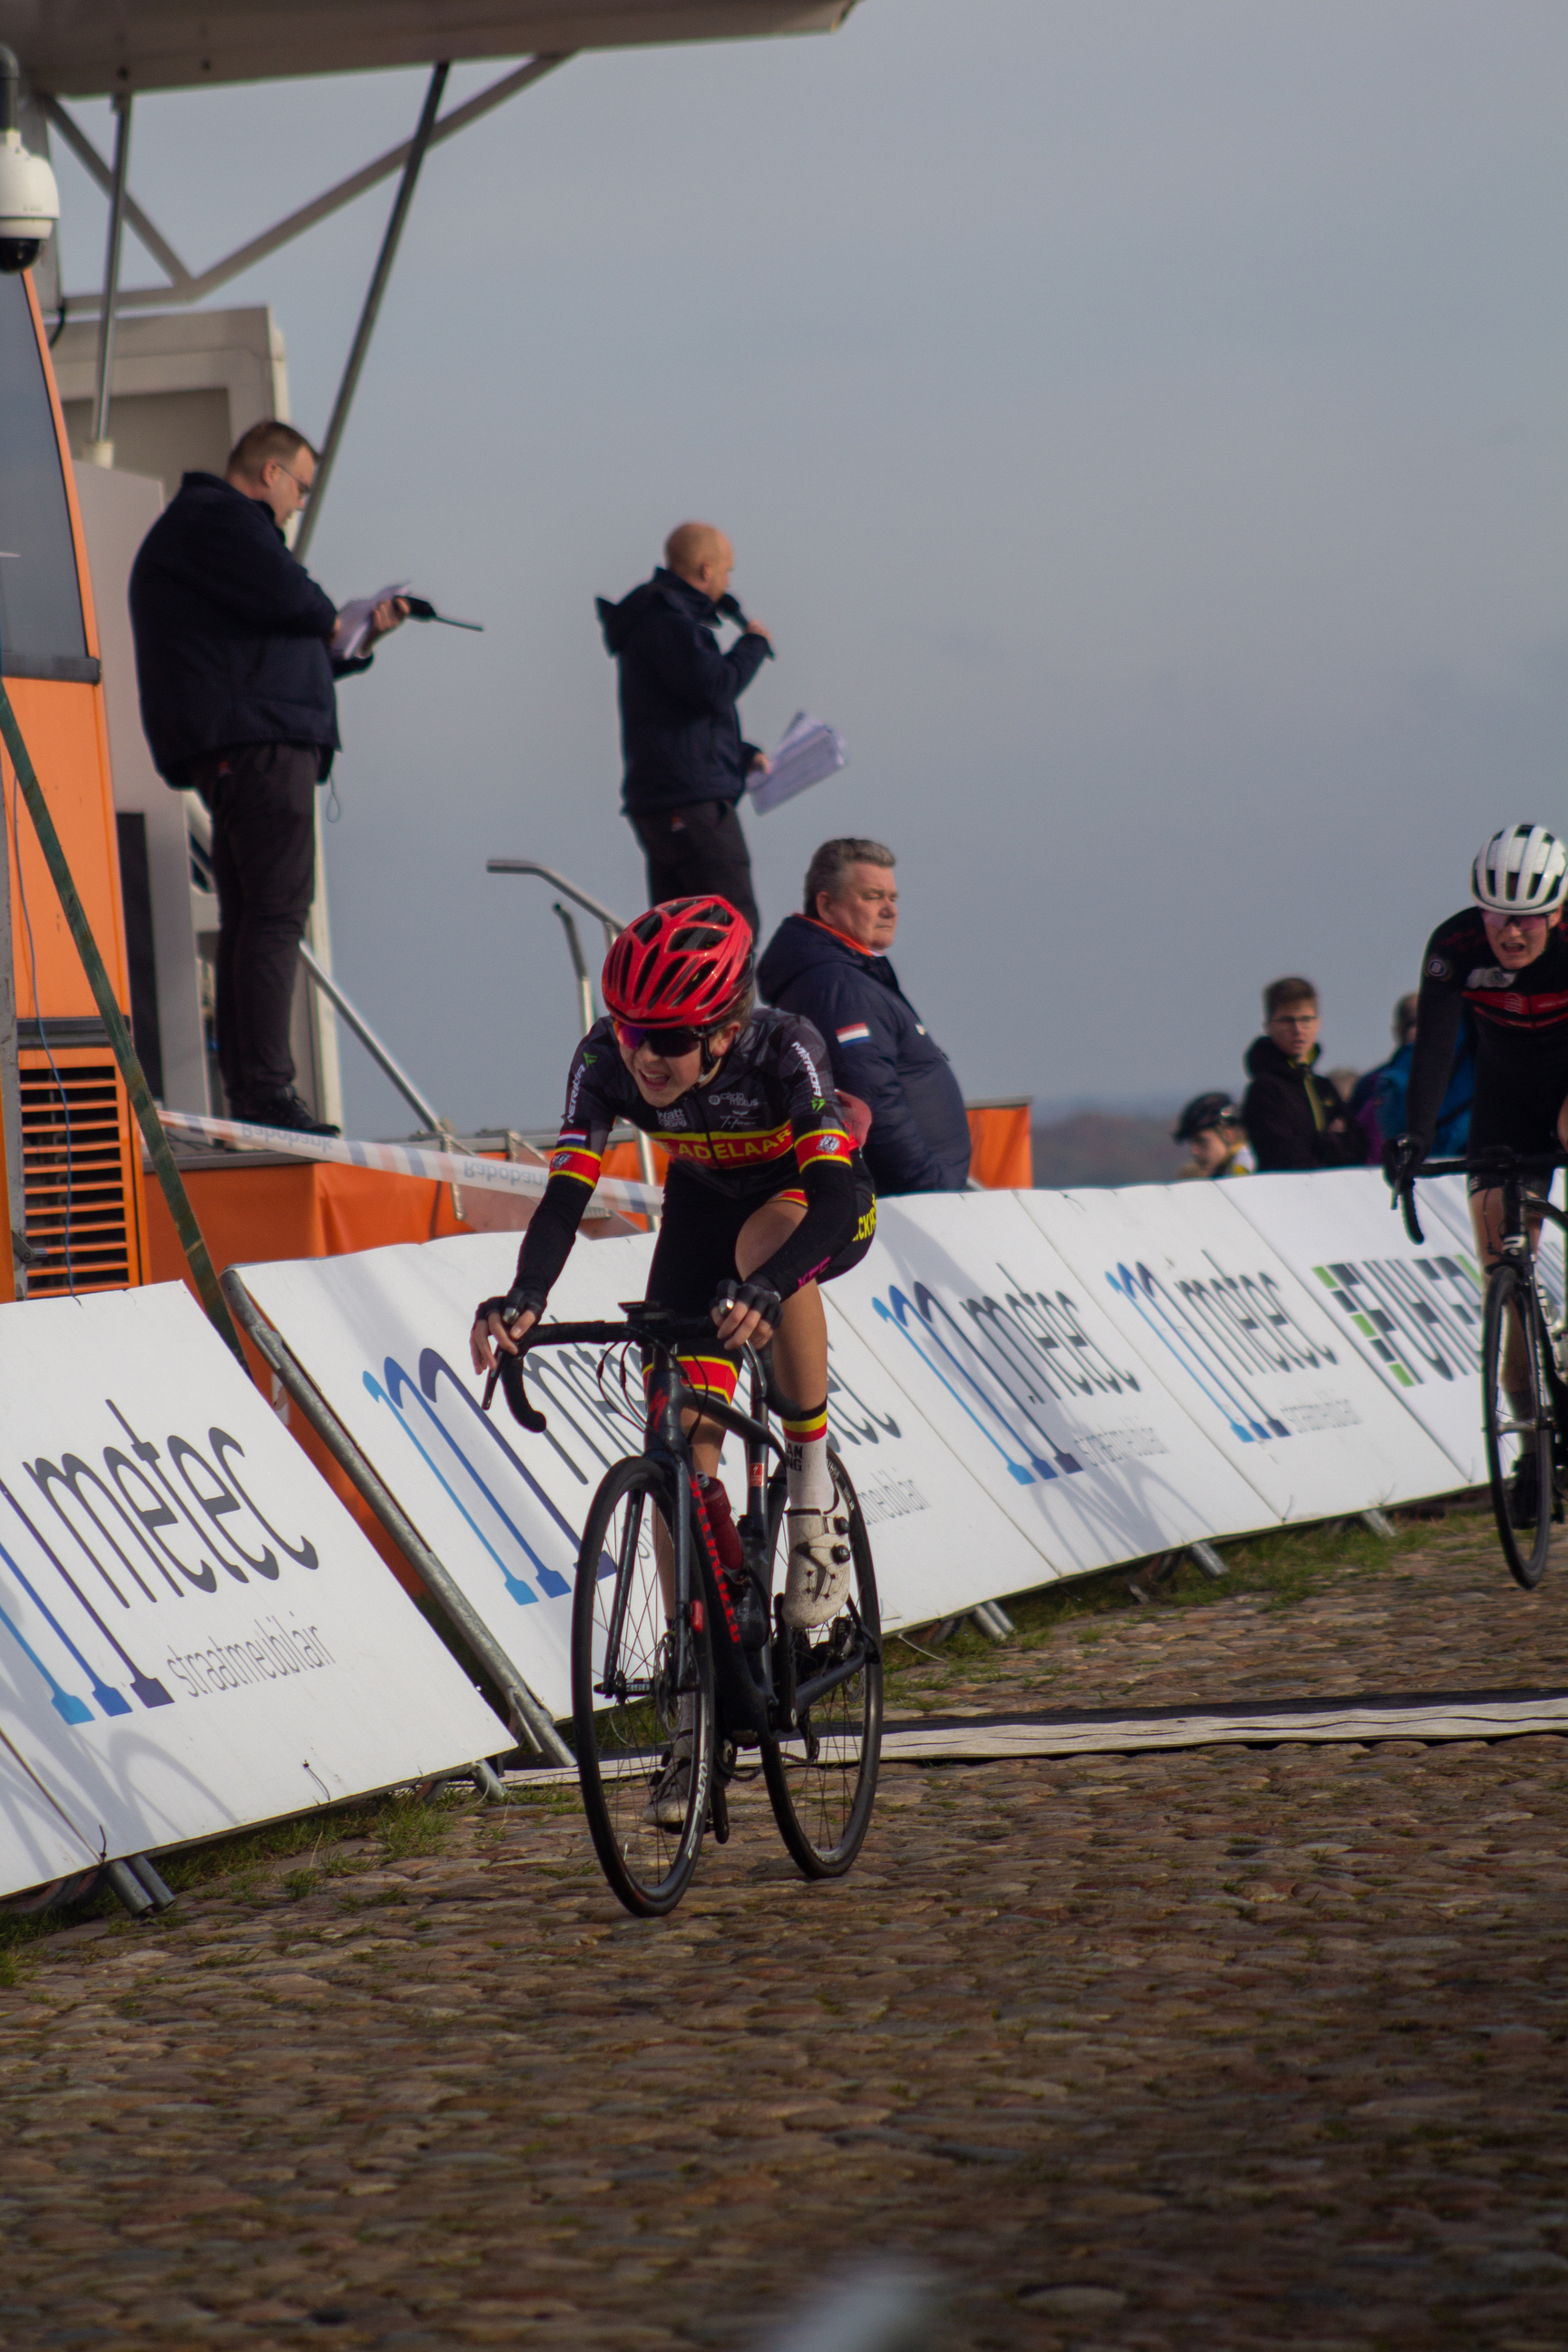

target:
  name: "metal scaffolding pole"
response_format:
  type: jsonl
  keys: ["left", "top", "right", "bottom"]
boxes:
{"left": 85, "top": 93, "right": 132, "bottom": 465}
{"left": 295, "top": 62, "right": 448, "bottom": 560}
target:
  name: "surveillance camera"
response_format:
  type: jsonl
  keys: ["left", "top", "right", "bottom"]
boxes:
{"left": 0, "top": 46, "right": 57, "bottom": 275}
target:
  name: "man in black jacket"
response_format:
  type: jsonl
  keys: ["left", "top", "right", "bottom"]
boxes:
{"left": 758, "top": 838, "right": 971, "bottom": 1195}
{"left": 598, "top": 522, "right": 771, "bottom": 936}
{"left": 1241, "top": 975, "right": 1368, "bottom": 1173}
{"left": 129, "top": 420, "right": 404, "bottom": 1132}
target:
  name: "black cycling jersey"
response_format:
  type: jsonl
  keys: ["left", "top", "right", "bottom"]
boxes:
{"left": 1407, "top": 906, "right": 1568, "bottom": 1156}
{"left": 501, "top": 1009, "right": 864, "bottom": 1319}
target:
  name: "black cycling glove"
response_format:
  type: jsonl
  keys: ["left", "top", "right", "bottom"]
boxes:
{"left": 474, "top": 1289, "right": 543, "bottom": 1336}
{"left": 710, "top": 1279, "right": 782, "bottom": 1328}
{"left": 1382, "top": 1133, "right": 1426, "bottom": 1189}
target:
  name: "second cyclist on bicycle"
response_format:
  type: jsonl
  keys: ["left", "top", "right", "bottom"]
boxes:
{"left": 1388, "top": 822, "right": 1568, "bottom": 1521}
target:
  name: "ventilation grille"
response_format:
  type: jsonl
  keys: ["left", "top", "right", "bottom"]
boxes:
{"left": 21, "top": 1058, "right": 133, "bottom": 1295}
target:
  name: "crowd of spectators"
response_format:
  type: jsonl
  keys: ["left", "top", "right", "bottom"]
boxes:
{"left": 129, "top": 464, "right": 1469, "bottom": 1197}
{"left": 1172, "top": 973, "right": 1475, "bottom": 1182}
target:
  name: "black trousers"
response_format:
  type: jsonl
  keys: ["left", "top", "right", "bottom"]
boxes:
{"left": 192, "top": 741, "right": 318, "bottom": 1109}
{"left": 629, "top": 798, "right": 760, "bottom": 939}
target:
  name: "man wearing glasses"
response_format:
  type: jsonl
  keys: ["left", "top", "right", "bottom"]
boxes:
{"left": 130, "top": 420, "right": 406, "bottom": 1132}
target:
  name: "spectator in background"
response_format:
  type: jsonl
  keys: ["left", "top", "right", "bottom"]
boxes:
{"left": 759, "top": 838, "right": 971, "bottom": 1195}
{"left": 597, "top": 523, "right": 772, "bottom": 938}
{"left": 1351, "top": 992, "right": 1474, "bottom": 1161}
{"left": 129, "top": 420, "right": 406, "bottom": 1133}
{"left": 1242, "top": 976, "right": 1369, "bottom": 1172}
{"left": 1171, "top": 1093, "right": 1252, "bottom": 1180}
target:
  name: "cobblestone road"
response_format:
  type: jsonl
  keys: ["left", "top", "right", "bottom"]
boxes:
{"left": 2, "top": 1516, "right": 1565, "bottom": 2352}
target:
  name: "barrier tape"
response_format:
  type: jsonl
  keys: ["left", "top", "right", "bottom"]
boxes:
{"left": 158, "top": 1111, "right": 665, "bottom": 1218}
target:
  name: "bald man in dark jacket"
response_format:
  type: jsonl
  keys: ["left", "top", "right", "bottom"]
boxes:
{"left": 598, "top": 522, "right": 772, "bottom": 936}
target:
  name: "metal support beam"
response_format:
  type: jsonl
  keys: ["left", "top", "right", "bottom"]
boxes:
{"left": 222, "top": 1269, "right": 573, "bottom": 1769}
{"left": 41, "top": 94, "right": 193, "bottom": 292}
{"left": 85, "top": 93, "right": 131, "bottom": 462}
{"left": 294, "top": 63, "right": 448, "bottom": 559}
{"left": 51, "top": 56, "right": 572, "bottom": 318}
{"left": 1362, "top": 1508, "right": 1396, "bottom": 1541}
{"left": 553, "top": 903, "right": 595, "bottom": 1038}
{"left": 298, "top": 940, "right": 448, "bottom": 1136}
{"left": 1188, "top": 1541, "right": 1227, "bottom": 1581}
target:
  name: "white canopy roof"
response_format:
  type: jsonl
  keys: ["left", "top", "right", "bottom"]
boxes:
{"left": 2, "top": 0, "right": 856, "bottom": 100}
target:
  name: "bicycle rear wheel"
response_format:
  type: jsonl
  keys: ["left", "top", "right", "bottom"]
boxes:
{"left": 572, "top": 1455, "right": 714, "bottom": 1916}
{"left": 1482, "top": 1259, "right": 1558, "bottom": 1591}
{"left": 763, "top": 1451, "right": 883, "bottom": 1878}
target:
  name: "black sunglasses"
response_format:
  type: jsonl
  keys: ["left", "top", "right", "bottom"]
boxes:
{"left": 614, "top": 1019, "right": 706, "bottom": 1057}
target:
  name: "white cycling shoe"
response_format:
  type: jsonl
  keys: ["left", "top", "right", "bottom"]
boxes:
{"left": 781, "top": 1507, "right": 854, "bottom": 1630}
{"left": 642, "top": 1734, "right": 692, "bottom": 1830}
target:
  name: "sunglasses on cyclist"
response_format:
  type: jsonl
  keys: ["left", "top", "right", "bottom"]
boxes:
{"left": 613, "top": 1018, "right": 707, "bottom": 1057}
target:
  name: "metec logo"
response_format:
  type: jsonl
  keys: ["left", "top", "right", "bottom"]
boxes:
{"left": 1426, "top": 956, "right": 1450, "bottom": 980}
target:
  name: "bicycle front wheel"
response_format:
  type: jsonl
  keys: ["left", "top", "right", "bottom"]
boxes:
{"left": 572, "top": 1455, "right": 714, "bottom": 1916}
{"left": 1482, "top": 1259, "right": 1557, "bottom": 1592}
{"left": 763, "top": 1451, "right": 883, "bottom": 1878}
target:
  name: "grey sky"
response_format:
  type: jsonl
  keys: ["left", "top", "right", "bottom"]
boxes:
{"left": 51, "top": 0, "right": 1568, "bottom": 1136}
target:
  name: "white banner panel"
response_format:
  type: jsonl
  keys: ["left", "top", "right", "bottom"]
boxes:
{"left": 827, "top": 1191, "right": 1278, "bottom": 1577}
{"left": 1223, "top": 1169, "right": 1484, "bottom": 1484}
{"left": 1022, "top": 1183, "right": 1461, "bottom": 1516}
{"left": 0, "top": 1285, "right": 503, "bottom": 1900}
{"left": 240, "top": 1230, "right": 1048, "bottom": 1707}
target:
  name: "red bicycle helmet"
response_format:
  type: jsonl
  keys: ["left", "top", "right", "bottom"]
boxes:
{"left": 601, "top": 897, "right": 755, "bottom": 1027}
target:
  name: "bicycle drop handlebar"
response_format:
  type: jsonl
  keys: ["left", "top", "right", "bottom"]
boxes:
{"left": 1390, "top": 1145, "right": 1568, "bottom": 1249}
{"left": 480, "top": 1304, "right": 808, "bottom": 1433}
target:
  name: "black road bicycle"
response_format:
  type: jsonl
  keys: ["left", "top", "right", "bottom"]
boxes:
{"left": 490, "top": 1304, "right": 883, "bottom": 1916}
{"left": 1397, "top": 1147, "right": 1568, "bottom": 1590}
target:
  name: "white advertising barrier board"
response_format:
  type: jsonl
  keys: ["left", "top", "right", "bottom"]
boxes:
{"left": 240, "top": 1228, "right": 1048, "bottom": 1716}
{"left": 0, "top": 1285, "right": 503, "bottom": 1901}
{"left": 1022, "top": 1183, "right": 1461, "bottom": 1517}
{"left": 826, "top": 1191, "right": 1279, "bottom": 1579}
{"left": 1222, "top": 1169, "right": 1485, "bottom": 1485}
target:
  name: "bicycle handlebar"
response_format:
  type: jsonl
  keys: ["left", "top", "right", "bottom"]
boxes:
{"left": 1390, "top": 1146, "right": 1568, "bottom": 1250}
{"left": 481, "top": 1304, "right": 808, "bottom": 1432}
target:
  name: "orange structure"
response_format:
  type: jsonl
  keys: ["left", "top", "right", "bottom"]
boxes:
{"left": 1, "top": 271, "right": 151, "bottom": 1298}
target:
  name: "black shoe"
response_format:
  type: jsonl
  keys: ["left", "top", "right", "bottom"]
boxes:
{"left": 1508, "top": 1452, "right": 1540, "bottom": 1529}
{"left": 236, "top": 1090, "right": 341, "bottom": 1138}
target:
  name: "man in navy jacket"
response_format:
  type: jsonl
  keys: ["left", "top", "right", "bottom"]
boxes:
{"left": 130, "top": 421, "right": 403, "bottom": 1132}
{"left": 598, "top": 522, "right": 772, "bottom": 936}
{"left": 759, "top": 838, "right": 972, "bottom": 1195}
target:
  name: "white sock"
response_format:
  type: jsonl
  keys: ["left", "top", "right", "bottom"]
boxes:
{"left": 783, "top": 1405, "right": 834, "bottom": 1514}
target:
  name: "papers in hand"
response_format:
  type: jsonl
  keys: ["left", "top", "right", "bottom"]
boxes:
{"left": 748, "top": 711, "right": 848, "bottom": 816}
{"left": 331, "top": 581, "right": 410, "bottom": 662}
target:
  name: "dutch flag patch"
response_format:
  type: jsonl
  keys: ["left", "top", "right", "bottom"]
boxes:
{"left": 836, "top": 1023, "right": 873, "bottom": 1045}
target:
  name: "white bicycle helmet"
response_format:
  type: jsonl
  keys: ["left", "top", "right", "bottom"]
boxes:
{"left": 1471, "top": 824, "right": 1568, "bottom": 916}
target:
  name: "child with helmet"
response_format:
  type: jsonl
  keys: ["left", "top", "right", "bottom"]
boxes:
{"left": 470, "top": 897, "right": 876, "bottom": 1810}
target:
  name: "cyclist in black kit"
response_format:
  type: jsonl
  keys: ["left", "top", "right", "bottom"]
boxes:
{"left": 1388, "top": 823, "right": 1568, "bottom": 1520}
{"left": 470, "top": 897, "right": 876, "bottom": 1725}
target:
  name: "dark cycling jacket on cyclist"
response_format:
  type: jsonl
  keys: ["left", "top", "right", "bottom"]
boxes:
{"left": 1406, "top": 906, "right": 1568, "bottom": 1153}
{"left": 503, "top": 1008, "right": 862, "bottom": 1318}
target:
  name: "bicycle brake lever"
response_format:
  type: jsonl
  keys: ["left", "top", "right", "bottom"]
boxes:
{"left": 1398, "top": 1182, "right": 1426, "bottom": 1248}
{"left": 493, "top": 1344, "right": 547, "bottom": 1433}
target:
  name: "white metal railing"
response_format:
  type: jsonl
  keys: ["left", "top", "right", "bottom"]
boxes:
{"left": 485, "top": 858, "right": 659, "bottom": 1199}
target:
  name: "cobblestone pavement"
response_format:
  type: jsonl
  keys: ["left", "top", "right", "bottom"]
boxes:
{"left": 2, "top": 1517, "right": 1565, "bottom": 2352}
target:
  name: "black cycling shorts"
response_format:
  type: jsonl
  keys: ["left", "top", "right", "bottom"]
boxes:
{"left": 1465, "top": 1048, "right": 1568, "bottom": 1188}
{"left": 646, "top": 1160, "right": 877, "bottom": 1316}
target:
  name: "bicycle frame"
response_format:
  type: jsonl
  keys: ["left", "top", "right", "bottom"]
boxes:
{"left": 1398, "top": 1142, "right": 1568, "bottom": 1429}
{"left": 489, "top": 1306, "right": 878, "bottom": 1755}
